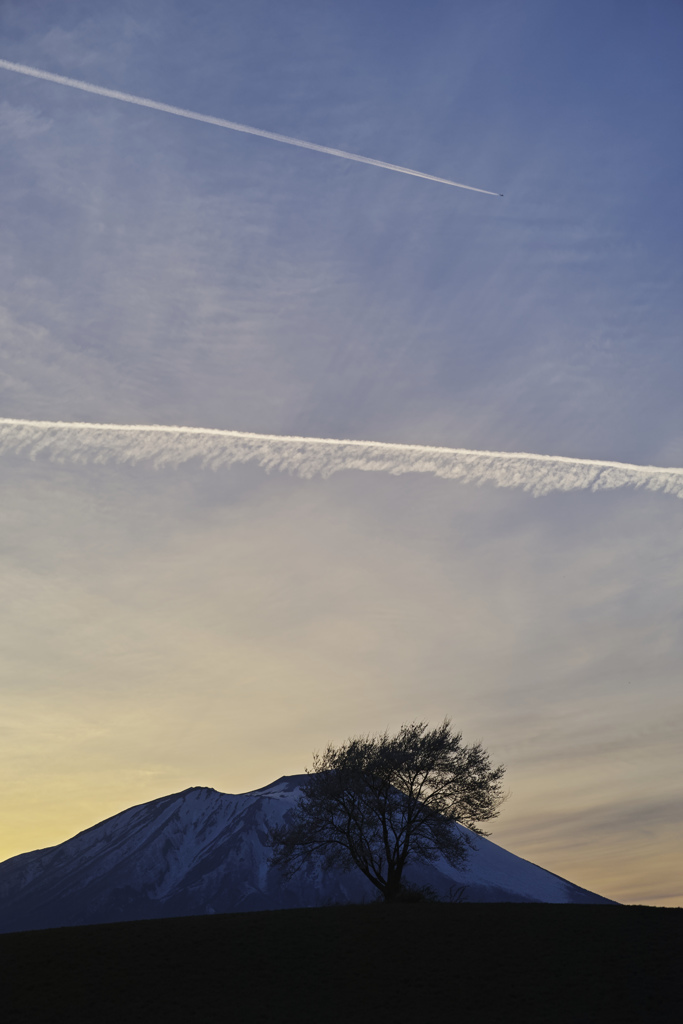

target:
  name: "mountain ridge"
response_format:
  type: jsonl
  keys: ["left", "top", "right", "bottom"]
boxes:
{"left": 0, "top": 774, "right": 616, "bottom": 933}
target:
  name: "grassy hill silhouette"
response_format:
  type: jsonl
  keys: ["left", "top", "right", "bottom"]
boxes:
{"left": 3, "top": 903, "right": 679, "bottom": 1023}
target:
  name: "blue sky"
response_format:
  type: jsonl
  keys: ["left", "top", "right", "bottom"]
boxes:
{"left": 0, "top": 0, "right": 681, "bottom": 905}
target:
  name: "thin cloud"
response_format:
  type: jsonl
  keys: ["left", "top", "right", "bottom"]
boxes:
{"left": 0, "top": 58, "right": 502, "bottom": 196}
{"left": 1, "top": 417, "right": 681, "bottom": 498}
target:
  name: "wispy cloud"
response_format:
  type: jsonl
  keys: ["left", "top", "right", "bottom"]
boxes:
{"left": 1, "top": 417, "right": 681, "bottom": 498}
{"left": 0, "top": 99, "right": 52, "bottom": 139}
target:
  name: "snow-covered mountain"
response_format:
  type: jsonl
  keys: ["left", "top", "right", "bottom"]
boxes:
{"left": 0, "top": 775, "right": 615, "bottom": 932}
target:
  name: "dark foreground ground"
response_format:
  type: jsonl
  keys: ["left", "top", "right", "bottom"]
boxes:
{"left": 2, "top": 903, "right": 680, "bottom": 1023}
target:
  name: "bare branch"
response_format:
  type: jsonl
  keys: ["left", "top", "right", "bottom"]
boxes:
{"left": 267, "top": 719, "right": 506, "bottom": 901}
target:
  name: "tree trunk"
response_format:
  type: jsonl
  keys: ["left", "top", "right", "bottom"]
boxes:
{"left": 383, "top": 865, "right": 403, "bottom": 902}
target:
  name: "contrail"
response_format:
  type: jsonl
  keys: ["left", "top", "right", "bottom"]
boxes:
{"left": 1, "top": 418, "right": 681, "bottom": 498}
{"left": 0, "top": 58, "right": 502, "bottom": 196}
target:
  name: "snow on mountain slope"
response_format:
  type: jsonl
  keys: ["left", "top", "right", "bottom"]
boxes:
{"left": 0, "top": 775, "right": 615, "bottom": 933}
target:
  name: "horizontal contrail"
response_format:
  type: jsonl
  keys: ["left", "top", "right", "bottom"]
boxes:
{"left": 0, "top": 58, "right": 502, "bottom": 196}
{"left": 1, "top": 418, "right": 681, "bottom": 498}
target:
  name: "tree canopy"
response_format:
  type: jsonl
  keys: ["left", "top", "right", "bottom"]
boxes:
{"left": 268, "top": 719, "right": 506, "bottom": 902}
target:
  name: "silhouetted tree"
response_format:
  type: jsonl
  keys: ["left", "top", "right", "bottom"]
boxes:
{"left": 268, "top": 719, "right": 506, "bottom": 902}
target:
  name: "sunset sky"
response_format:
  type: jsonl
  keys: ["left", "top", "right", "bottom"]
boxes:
{"left": 1, "top": 0, "right": 681, "bottom": 907}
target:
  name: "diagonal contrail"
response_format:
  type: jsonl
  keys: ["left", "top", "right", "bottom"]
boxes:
{"left": 0, "top": 57, "right": 502, "bottom": 196}
{"left": 1, "top": 417, "right": 681, "bottom": 498}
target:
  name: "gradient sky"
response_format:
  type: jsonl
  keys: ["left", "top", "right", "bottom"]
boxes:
{"left": 1, "top": 0, "right": 681, "bottom": 907}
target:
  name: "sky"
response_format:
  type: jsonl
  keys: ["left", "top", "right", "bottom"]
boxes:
{"left": 0, "top": 0, "right": 681, "bottom": 907}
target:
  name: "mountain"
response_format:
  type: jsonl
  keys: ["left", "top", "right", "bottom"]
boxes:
{"left": 0, "top": 775, "right": 615, "bottom": 933}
